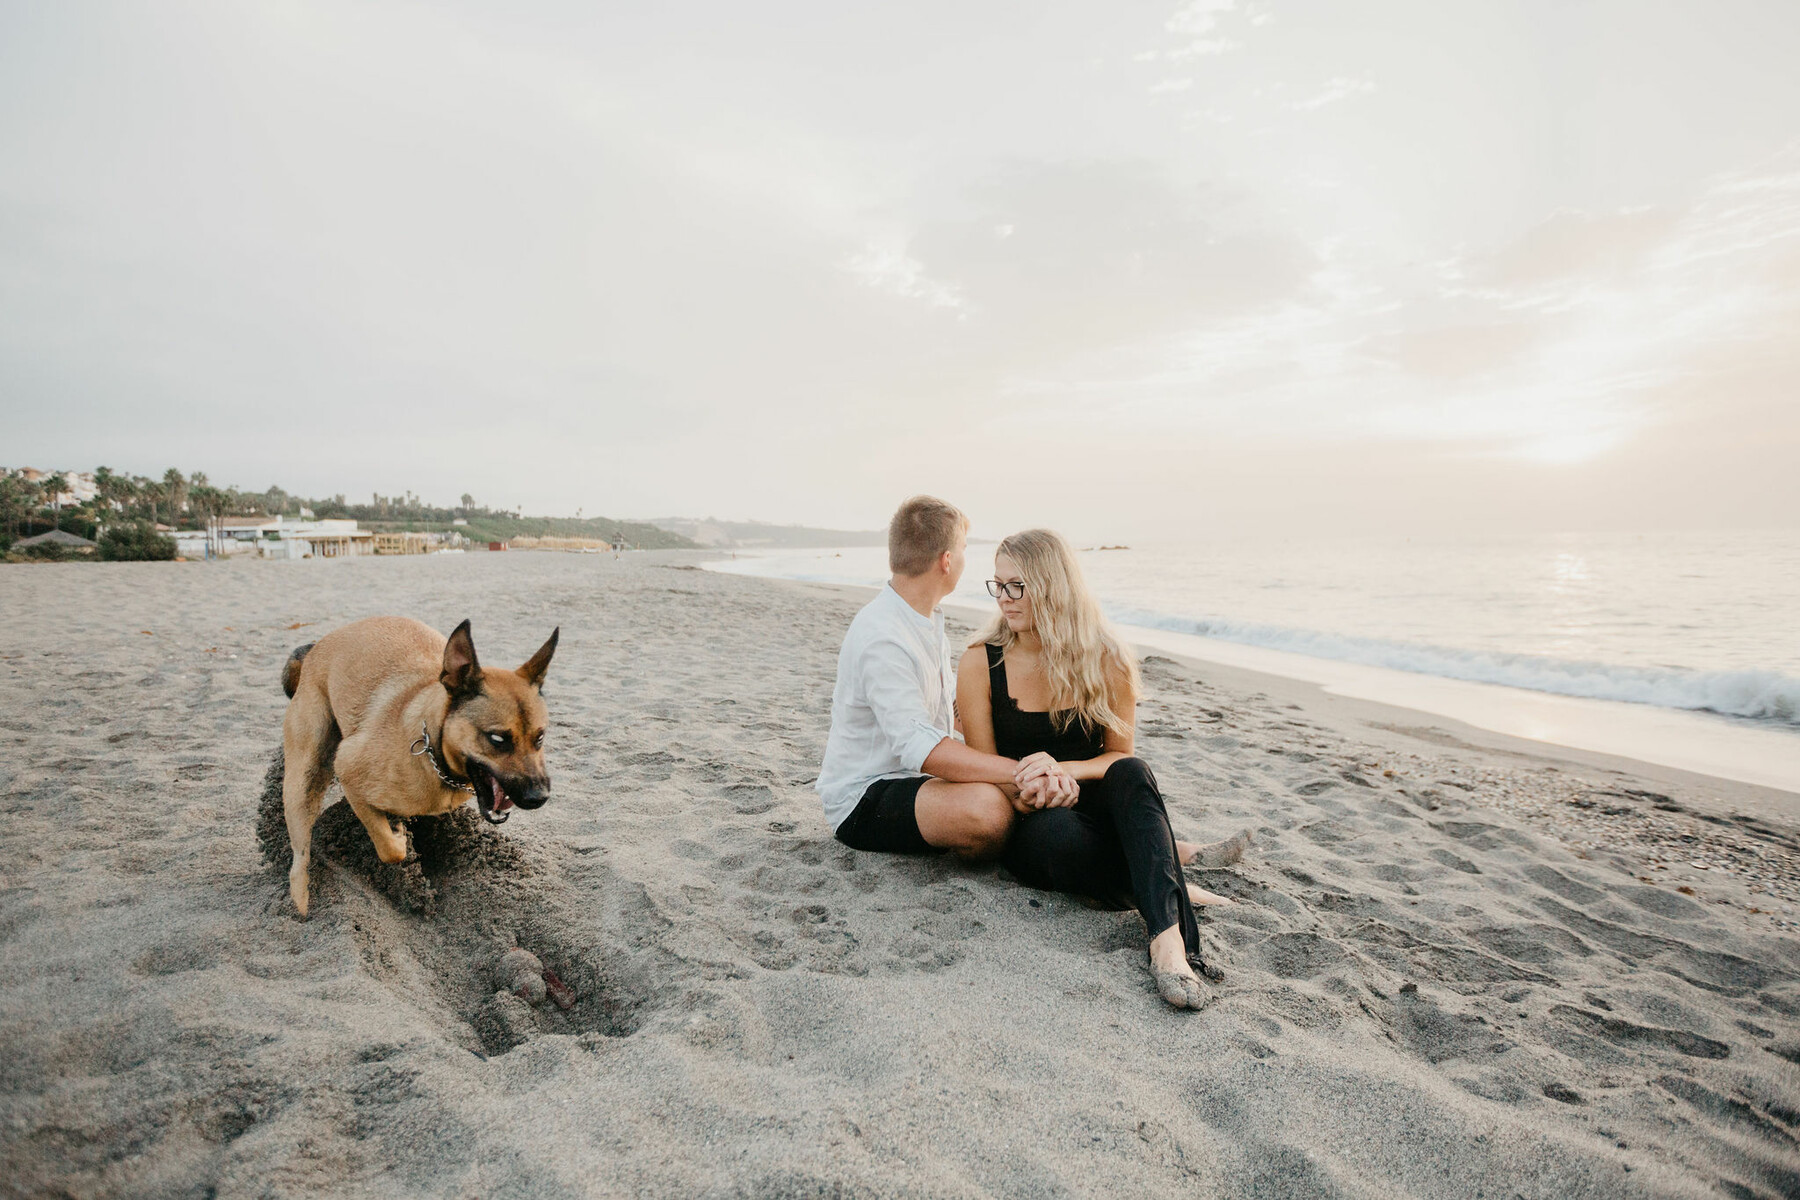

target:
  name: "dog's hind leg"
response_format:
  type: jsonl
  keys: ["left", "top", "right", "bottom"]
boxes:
{"left": 346, "top": 795, "right": 410, "bottom": 865}
{"left": 282, "top": 695, "right": 340, "bottom": 918}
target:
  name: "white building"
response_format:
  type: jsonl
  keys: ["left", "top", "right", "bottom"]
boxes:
{"left": 4, "top": 467, "right": 96, "bottom": 506}
{"left": 213, "top": 516, "right": 374, "bottom": 558}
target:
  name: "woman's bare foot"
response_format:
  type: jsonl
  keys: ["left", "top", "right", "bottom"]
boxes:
{"left": 1177, "top": 828, "right": 1253, "bottom": 869}
{"left": 1148, "top": 925, "right": 1208, "bottom": 1010}
{"left": 1186, "top": 883, "right": 1232, "bottom": 906}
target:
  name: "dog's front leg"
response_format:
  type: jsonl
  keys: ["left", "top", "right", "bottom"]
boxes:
{"left": 348, "top": 796, "right": 411, "bottom": 864}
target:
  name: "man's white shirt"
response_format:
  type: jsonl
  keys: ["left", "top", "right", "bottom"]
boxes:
{"left": 816, "top": 583, "right": 958, "bottom": 830}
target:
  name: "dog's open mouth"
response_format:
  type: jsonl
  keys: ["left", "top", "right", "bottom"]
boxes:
{"left": 470, "top": 763, "right": 513, "bottom": 825}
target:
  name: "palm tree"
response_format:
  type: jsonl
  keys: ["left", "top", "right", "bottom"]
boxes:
{"left": 93, "top": 466, "right": 127, "bottom": 514}
{"left": 163, "top": 469, "right": 189, "bottom": 527}
{"left": 142, "top": 480, "right": 167, "bottom": 527}
{"left": 0, "top": 473, "right": 25, "bottom": 541}
{"left": 19, "top": 476, "right": 48, "bottom": 536}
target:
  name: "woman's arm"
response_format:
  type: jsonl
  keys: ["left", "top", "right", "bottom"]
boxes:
{"left": 958, "top": 644, "right": 1049, "bottom": 810}
{"left": 956, "top": 643, "right": 998, "bottom": 754}
{"left": 1016, "top": 659, "right": 1138, "bottom": 783}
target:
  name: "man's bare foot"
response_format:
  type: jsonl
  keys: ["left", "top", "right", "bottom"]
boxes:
{"left": 1186, "top": 883, "right": 1232, "bottom": 906}
{"left": 1178, "top": 828, "right": 1253, "bottom": 869}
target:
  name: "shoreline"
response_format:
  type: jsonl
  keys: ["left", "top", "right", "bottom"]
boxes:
{"left": 711, "top": 560, "right": 1800, "bottom": 802}
{"left": 770, "top": 574, "right": 1800, "bottom": 928}
{"left": 773, "top": 574, "right": 1800, "bottom": 813}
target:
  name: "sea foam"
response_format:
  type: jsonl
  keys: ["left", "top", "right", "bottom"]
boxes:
{"left": 1106, "top": 606, "right": 1800, "bottom": 726}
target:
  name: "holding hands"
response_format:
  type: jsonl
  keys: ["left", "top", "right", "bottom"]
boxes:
{"left": 1013, "top": 751, "right": 1079, "bottom": 812}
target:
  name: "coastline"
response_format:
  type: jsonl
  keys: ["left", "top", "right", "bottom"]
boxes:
{"left": 3, "top": 552, "right": 1797, "bottom": 1197}
{"left": 781, "top": 576, "right": 1800, "bottom": 815}
{"left": 776, "top": 575, "right": 1800, "bottom": 920}
{"left": 709, "top": 556, "right": 1800, "bottom": 801}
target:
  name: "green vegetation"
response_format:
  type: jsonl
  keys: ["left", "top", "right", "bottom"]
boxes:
{"left": 7, "top": 539, "right": 68, "bottom": 562}
{"left": 0, "top": 466, "right": 265, "bottom": 544}
{"left": 99, "top": 521, "right": 177, "bottom": 562}
{"left": 350, "top": 510, "right": 692, "bottom": 548}
{"left": 644, "top": 517, "right": 885, "bottom": 548}
{"left": 0, "top": 466, "right": 697, "bottom": 557}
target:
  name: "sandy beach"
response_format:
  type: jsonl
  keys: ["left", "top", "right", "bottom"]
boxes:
{"left": 2, "top": 551, "right": 1797, "bottom": 1199}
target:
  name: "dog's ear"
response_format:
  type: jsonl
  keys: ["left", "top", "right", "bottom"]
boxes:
{"left": 517, "top": 627, "right": 559, "bottom": 690}
{"left": 441, "top": 619, "right": 483, "bottom": 698}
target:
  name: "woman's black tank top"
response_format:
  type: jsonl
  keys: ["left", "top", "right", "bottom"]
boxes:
{"left": 986, "top": 642, "right": 1107, "bottom": 763}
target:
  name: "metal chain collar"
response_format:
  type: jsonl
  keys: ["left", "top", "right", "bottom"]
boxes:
{"left": 410, "top": 721, "right": 475, "bottom": 793}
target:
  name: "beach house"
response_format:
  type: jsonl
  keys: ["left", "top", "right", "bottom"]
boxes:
{"left": 213, "top": 516, "right": 374, "bottom": 558}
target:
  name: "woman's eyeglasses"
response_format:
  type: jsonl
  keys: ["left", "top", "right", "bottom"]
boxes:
{"left": 985, "top": 580, "right": 1027, "bottom": 600}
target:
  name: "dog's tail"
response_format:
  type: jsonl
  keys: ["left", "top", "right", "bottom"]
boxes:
{"left": 281, "top": 643, "right": 316, "bottom": 699}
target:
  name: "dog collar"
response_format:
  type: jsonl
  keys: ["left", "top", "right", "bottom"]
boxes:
{"left": 411, "top": 721, "right": 475, "bottom": 793}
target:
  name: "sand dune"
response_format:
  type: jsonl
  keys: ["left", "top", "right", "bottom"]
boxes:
{"left": 2, "top": 552, "right": 1797, "bottom": 1198}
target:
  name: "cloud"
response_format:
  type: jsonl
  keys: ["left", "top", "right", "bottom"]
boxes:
{"left": 1166, "top": 0, "right": 1236, "bottom": 37}
{"left": 1168, "top": 39, "right": 1239, "bottom": 58}
{"left": 4, "top": 3, "right": 1797, "bottom": 536}
{"left": 1364, "top": 319, "right": 1549, "bottom": 381}
{"left": 842, "top": 239, "right": 968, "bottom": 313}
{"left": 1480, "top": 208, "right": 1678, "bottom": 287}
{"left": 1289, "top": 77, "right": 1376, "bottom": 112}
{"left": 996, "top": 145, "right": 1800, "bottom": 485}
{"left": 911, "top": 159, "right": 1309, "bottom": 357}
{"left": 1146, "top": 0, "right": 1240, "bottom": 58}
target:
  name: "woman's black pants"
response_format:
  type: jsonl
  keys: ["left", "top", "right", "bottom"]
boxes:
{"left": 1003, "top": 757, "right": 1199, "bottom": 957}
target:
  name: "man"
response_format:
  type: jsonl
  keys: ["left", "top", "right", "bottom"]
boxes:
{"left": 816, "top": 496, "right": 1075, "bottom": 858}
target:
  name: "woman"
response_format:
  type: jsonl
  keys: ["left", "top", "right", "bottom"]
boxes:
{"left": 957, "top": 530, "right": 1248, "bottom": 1010}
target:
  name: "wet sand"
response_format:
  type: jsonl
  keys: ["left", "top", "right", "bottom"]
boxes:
{"left": 2, "top": 552, "right": 1797, "bottom": 1198}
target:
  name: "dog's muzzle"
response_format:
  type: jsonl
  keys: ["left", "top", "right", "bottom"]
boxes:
{"left": 471, "top": 763, "right": 551, "bottom": 825}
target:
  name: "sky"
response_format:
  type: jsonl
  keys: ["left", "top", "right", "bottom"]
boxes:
{"left": 2, "top": 0, "right": 1798, "bottom": 541}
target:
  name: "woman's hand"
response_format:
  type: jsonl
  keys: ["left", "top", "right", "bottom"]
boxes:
{"left": 1018, "top": 767, "right": 1080, "bottom": 810}
{"left": 1014, "top": 752, "right": 1060, "bottom": 788}
{"left": 1016, "top": 753, "right": 1080, "bottom": 809}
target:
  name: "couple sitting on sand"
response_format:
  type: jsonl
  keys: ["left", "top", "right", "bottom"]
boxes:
{"left": 816, "top": 496, "right": 1248, "bottom": 1010}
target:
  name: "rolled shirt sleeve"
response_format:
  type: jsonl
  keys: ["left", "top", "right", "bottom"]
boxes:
{"left": 861, "top": 636, "right": 954, "bottom": 771}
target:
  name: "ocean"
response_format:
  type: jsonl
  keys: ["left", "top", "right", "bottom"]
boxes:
{"left": 706, "top": 530, "right": 1800, "bottom": 793}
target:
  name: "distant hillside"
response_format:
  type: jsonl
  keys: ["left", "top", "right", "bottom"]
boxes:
{"left": 644, "top": 518, "right": 885, "bottom": 549}
{"left": 363, "top": 514, "right": 695, "bottom": 549}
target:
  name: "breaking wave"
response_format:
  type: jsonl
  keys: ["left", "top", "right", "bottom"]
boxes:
{"left": 1105, "top": 606, "right": 1800, "bottom": 726}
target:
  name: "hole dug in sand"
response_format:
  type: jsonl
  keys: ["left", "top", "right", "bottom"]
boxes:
{"left": 255, "top": 748, "right": 666, "bottom": 1058}
{"left": 466, "top": 931, "right": 648, "bottom": 1057}
{"left": 256, "top": 749, "right": 529, "bottom": 917}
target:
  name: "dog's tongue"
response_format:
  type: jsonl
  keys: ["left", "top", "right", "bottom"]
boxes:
{"left": 490, "top": 776, "right": 514, "bottom": 814}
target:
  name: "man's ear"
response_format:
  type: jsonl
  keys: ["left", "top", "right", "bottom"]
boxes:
{"left": 441, "top": 619, "right": 483, "bottom": 697}
{"left": 517, "top": 627, "right": 559, "bottom": 690}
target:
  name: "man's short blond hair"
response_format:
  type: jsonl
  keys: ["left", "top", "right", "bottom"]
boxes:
{"left": 888, "top": 495, "right": 969, "bottom": 576}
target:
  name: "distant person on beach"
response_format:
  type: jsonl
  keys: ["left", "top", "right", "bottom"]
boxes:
{"left": 816, "top": 496, "right": 1031, "bottom": 861}
{"left": 959, "top": 529, "right": 1248, "bottom": 1010}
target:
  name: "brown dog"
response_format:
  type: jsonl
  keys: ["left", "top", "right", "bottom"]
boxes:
{"left": 278, "top": 616, "right": 558, "bottom": 916}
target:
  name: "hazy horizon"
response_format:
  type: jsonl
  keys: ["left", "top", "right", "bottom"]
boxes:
{"left": 5, "top": 2, "right": 1799, "bottom": 544}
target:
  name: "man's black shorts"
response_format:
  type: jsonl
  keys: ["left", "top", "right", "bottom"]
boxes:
{"left": 833, "top": 775, "right": 936, "bottom": 855}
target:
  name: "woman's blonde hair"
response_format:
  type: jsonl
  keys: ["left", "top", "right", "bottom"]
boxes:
{"left": 979, "top": 529, "right": 1139, "bottom": 735}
